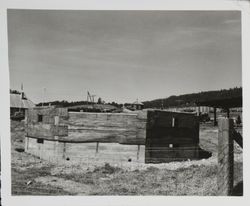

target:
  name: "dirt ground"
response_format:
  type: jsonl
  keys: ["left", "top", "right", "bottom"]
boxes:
{"left": 11, "top": 120, "right": 243, "bottom": 196}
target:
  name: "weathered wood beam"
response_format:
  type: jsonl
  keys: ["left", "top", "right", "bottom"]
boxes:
{"left": 27, "top": 123, "right": 68, "bottom": 139}
{"left": 217, "top": 118, "right": 234, "bottom": 196}
{"left": 59, "top": 111, "right": 147, "bottom": 145}
{"left": 214, "top": 107, "right": 217, "bottom": 126}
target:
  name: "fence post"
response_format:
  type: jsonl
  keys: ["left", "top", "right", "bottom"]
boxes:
{"left": 213, "top": 107, "right": 217, "bottom": 126}
{"left": 25, "top": 136, "right": 29, "bottom": 152}
{"left": 62, "top": 142, "right": 66, "bottom": 159}
{"left": 96, "top": 142, "right": 99, "bottom": 154}
{"left": 137, "top": 145, "right": 140, "bottom": 160}
{"left": 24, "top": 110, "right": 29, "bottom": 152}
{"left": 217, "top": 118, "right": 234, "bottom": 196}
{"left": 54, "top": 116, "right": 59, "bottom": 161}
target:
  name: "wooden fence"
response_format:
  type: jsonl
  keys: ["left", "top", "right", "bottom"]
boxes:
{"left": 25, "top": 107, "right": 147, "bottom": 163}
{"left": 24, "top": 107, "right": 207, "bottom": 164}
{"left": 217, "top": 118, "right": 243, "bottom": 196}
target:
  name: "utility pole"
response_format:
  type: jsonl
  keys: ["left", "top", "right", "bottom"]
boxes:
{"left": 87, "top": 91, "right": 96, "bottom": 104}
{"left": 42, "top": 87, "right": 46, "bottom": 107}
{"left": 19, "top": 83, "right": 24, "bottom": 112}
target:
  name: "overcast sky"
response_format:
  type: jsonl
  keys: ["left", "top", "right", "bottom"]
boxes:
{"left": 8, "top": 10, "right": 241, "bottom": 104}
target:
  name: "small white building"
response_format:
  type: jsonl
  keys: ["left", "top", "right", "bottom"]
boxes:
{"left": 131, "top": 99, "right": 144, "bottom": 110}
{"left": 10, "top": 93, "right": 35, "bottom": 118}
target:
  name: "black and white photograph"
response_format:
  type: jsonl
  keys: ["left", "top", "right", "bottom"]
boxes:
{"left": 6, "top": 9, "right": 243, "bottom": 196}
{"left": 1, "top": 0, "right": 250, "bottom": 205}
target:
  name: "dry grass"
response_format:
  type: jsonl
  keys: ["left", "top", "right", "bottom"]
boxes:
{"left": 54, "top": 164, "right": 218, "bottom": 195}
{"left": 11, "top": 121, "right": 73, "bottom": 195}
{"left": 51, "top": 162, "right": 242, "bottom": 196}
{"left": 11, "top": 120, "right": 243, "bottom": 196}
{"left": 12, "top": 166, "right": 74, "bottom": 195}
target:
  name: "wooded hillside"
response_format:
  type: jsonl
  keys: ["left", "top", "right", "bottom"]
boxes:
{"left": 143, "top": 87, "right": 242, "bottom": 109}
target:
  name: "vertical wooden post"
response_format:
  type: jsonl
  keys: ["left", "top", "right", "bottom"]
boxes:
{"left": 217, "top": 118, "right": 234, "bottom": 196}
{"left": 226, "top": 108, "right": 230, "bottom": 118}
{"left": 25, "top": 136, "right": 29, "bottom": 151}
{"left": 62, "top": 142, "right": 66, "bottom": 159}
{"left": 137, "top": 145, "right": 140, "bottom": 160}
{"left": 24, "top": 110, "right": 28, "bottom": 134}
{"left": 24, "top": 110, "right": 28, "bottom": 150}
{"left": 38, "top": 143, "right": 42, "bottom": 159}
{"left": 214, "top": 107, "right": 217, "bottom": 126}
{"left": 54, "top": 116, "right": 59, "bottom": 161}
{"left": 54, "top": 116, "right": 59, "bottom": 125}
{"left": 96, "top": 142, "right": 99, "bottom": 154}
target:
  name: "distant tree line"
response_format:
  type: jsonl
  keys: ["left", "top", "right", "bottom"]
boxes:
{"left": 10, "top": 89, "right": 21, "bottom": 94}
{"left": 143, "top": 87, "right": 242, "bottom": 109}
{"left": 36, "top": 100, "right": 87, "bottom": 107}
{"left": 36, "top": 100, "right": 123, "bottom": 108}
{"left": 15, "top": 86, "right": 242, "bottom": 109}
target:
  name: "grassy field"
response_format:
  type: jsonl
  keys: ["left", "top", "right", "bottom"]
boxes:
{"left": 11, "top": 120, "right": 243, "bottom": 196}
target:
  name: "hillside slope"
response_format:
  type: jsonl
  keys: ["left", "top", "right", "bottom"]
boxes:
{"left": 143, "top": 87, "right": 242, "bottom": 108}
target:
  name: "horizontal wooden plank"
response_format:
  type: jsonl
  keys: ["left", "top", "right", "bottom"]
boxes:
{"left": 27, "top": 123, "right": 68, "bottom": 139}
{"left": 33, "top": 107, "right": 68, "bottom": 116}
{"left": 58, "top": 128, "right": 145, "bottom": 144}
{"left": 61, "top": 112, "right": 141, "bottom": 127}
{"left": 57, "top": 137, "right": 145, "bottom": 145}
{"left": 58, "top": 111, "right": 147, "bottom": 144}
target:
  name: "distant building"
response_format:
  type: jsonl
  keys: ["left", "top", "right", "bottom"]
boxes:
{"left": 131, "top": 99, "right": 144, "bottom": 110}
{"left": 124, "top": 99, "right": 144, "bottom": 111}
{"left": 10, "top": 92, "right": 35, "bottom": 118}
{"left": 198, "top": 106, "right": 213, "bottom": 114}
{"left": 165, "top": 106, "right": 213, "bottom": 114}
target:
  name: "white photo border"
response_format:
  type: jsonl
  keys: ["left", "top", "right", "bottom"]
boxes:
{"left": 1, "top": 0, "right": 250, "bottom": 206}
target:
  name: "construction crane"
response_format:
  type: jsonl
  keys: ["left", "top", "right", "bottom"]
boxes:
{"left": 87, "top": 91, "right": 96, "bottom": 104}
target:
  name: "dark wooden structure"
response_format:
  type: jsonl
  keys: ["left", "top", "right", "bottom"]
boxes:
{"left": 145, "top": 110, "right": 202, "bottom": 163}
{"left": 196, "top": 96, "right": 242, "bottom": 126}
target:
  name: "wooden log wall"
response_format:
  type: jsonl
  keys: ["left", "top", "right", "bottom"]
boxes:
{"left": 60, "top": 111, "right": 147, "bottom": 144}
{"left": 26, "top": 107, "right": 147, "bottom": 145}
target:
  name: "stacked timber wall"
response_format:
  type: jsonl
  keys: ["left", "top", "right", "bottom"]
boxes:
{"left": 59, "top": 111, "right": 146, "bottom": 144}
{"left": 25, "top": 107, "right": 206, "bottom": 164}
{"left": 25, "top": 107, "right": 147, "bottom": 163}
